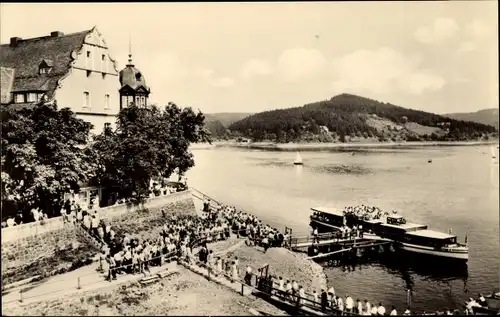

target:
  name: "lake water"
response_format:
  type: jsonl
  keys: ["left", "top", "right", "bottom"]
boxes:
{"left": 186, "top": 145, "right": 500, "bottom": 312}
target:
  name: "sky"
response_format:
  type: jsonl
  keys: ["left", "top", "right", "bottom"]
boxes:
{"left": 1, "top": 2, "right": 498, "bottom": 114}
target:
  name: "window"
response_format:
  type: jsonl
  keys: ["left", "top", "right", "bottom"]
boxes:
{"left": 27, "top": 93, "right": 38, "bottom": 102}
{"left": 101, "top": 54, "right": 107, "bottom": 72}
{"left": 83, "top": 91, "right": 90, "bottom": 108}
{"left": 104, "top": 94, "right": 110, "bottom": 110}
{"left": 86, "top": 50, "right": 92, "bottom": 69}
{"left": 14, "top": 93, "right": 25, "bottom": 103}
{"left": 38, "top": 93, "right": 45, "bottom": 101}
{"left": 121, "top": 96, "right": 127, "bottom": 109}
{"left": 39, "top": 67, "right": 51, "bottom": 75}
{"left": 141, "top": 96, "right": 146, "bottom": 106}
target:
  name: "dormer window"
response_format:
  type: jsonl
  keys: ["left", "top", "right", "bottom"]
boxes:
{"left": 39, "top": 59, "right": 53, "bottom": 75}
{"left": 135, "top": 72, "right": 142, "bottom": 80}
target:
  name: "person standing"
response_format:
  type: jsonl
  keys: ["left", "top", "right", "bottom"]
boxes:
{"left": 365, "top": 300, "right": 372, "bottom": 315}
{"left": 231, "top": 261, "right": 238, "bottom": 281}
{"left": 345, "top": 295, "right": 354, "bottom": 313}
{"left": 377, "top": 303, "right": 386, "bottom": 316}
{"left": 312, "top": 290, "right": 319, "bottom": 307}
{"left": 357, "top": 299, "right": 364, "bottom": 315}
{"left": 298, "top": 285, "right": 305, "bottom": 306}
{"left": 389, "top": 306, "right": 397, "bottom": 316}
{"left": 321, "top": 289, "right": 328, "bottom": 312}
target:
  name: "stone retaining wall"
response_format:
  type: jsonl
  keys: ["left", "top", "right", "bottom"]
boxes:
{"left": 1, "top": 190, "right": 196, "bottom": 272}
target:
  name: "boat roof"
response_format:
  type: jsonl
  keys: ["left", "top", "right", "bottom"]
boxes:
{"left": 311, "top": 206, "right": 344, "bottom": 216}
{"left": 380, "top": 222, "right": 427, "bottom": 230}
{"left": 364, "top": 219, "right": 383, "bottom": 224}
{"left": 406, "top": 229, "right": 456, "bottom": 240}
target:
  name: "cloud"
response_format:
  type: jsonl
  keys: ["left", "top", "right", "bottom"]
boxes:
{"left": 211, "top": 77, "right": 234, "bottom": 87}
{"left": 277, "top": 48, "right": 326, "bottom": 82}
{"left": 457, "top": 41, "right": 476, "bottom": 54}
{"left": 240, "top": 58, "right": 273, "bottom": 80}
{"left": 331, "top": 47, "right": 446, "bottom": 96}
{"left": 145, "top": 52, "right": 188, "bottom": 82}
{"left": 414, "top": 18, "right": 459, "bottom": 44}
{"left": 465, "top": 20, "right": 491, "bottom": 38}
{"left": 197, "top": 68, "right": 234, "bottom": 87}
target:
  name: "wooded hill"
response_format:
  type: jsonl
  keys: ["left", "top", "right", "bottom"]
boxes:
{"left": 227, "top": 94, "right": 498, "bottom": 143}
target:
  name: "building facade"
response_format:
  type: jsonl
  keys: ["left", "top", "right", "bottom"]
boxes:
{"left": 0, "top": 27, "right": 122, "bottom": 135}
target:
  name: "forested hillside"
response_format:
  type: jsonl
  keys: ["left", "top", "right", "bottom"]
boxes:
{"left": 228, "top": 94, "right": 497, "bottom": 143}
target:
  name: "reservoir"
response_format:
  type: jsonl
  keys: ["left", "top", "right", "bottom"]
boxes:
{"left": 186, "top": 144, "right": 499, "bottom": 312}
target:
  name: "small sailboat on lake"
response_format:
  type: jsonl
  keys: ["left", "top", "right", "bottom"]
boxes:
{"left": 294, "top": 151, "right": 303, "bottom": 165}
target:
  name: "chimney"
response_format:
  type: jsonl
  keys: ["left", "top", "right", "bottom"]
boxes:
{"left": 9, "top": 37, "right": 22, "bottom": 47}
{"left": 50, "top": 31, "right": 64, "bottom": 37}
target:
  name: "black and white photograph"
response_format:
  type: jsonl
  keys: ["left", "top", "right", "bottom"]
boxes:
{"left": 1, "top": 1, "right": 499, "bottom": 316}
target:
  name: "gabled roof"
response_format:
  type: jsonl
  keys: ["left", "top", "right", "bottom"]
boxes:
{"left": 0, "top": 67, "right": 15, "bottom": 104}
{"left": 0, "top": 30, "right": 91, "bottom": 99}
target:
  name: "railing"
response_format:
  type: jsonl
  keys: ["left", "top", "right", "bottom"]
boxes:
{"left": 288, "top": 231, "right": 361, "bottom": 248}
{"left": 181, "top": 256, "right": 359, "bottom": 316}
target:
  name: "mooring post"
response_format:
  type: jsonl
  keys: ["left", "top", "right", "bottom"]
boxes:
{"left": 207, "top": 265, "right": 211, "bottom": 280}
{"left": 77, "top": 276, "right": 81, "bottom": 289}
{"left": 241, "top": 282, "right": 245, "bottom": 296}
{"left": 407, "top": 289, "right": 411, "bottom": 309}
{"left": 19, "top": 289, "right": 23, "bottom": 303}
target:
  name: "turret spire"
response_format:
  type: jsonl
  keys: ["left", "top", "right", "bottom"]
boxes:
{"left": 127, "top": 31, "right": 134, "bottom": 66}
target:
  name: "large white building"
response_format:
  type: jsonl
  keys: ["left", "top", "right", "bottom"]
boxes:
{"left": 0, "top": 27, "right": 151, "bottom": 135}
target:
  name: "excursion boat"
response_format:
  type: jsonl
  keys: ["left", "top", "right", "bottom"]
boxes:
{"left": 310, "top": 207, "right": 345, "bottom": 233}
{"left": 309, "top": 207, "right": 469, "bottom": 261}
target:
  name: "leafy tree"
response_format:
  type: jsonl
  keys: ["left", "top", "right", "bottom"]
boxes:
{"left": 1, "top": 103, "right": 96, "bottom": 221}
{"left": 92, "top": 102, "right": 209, "bottom": 202}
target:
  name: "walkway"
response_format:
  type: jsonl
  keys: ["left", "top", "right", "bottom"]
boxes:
{"left": 1, "top": 260, "right": 178, "bottom": 307}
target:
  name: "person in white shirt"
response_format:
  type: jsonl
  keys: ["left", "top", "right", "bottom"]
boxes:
{"left": 365, "top": 300, "right": 372, "bottom": 315}
{"left": 345, "top": 295, "right": 354, "bottom": 313}
{"left": 31, "top": 208, "right": 40, "bottom": 222}
{"left": 377, "top": 303, "right": 386, "bottom": 316}
{"left": 337, "top": 296, "right": 344, "bottom": 312}
{"left": 286, "top": 280, "right": 293, "bottom": 299}
{"left": 357, "top": 299, "right": 364, "bottom": 315}
{"left": 298, "top": 286, "right": 305, "bottom": 306}
{"left": 403, "top": 308, "right": 411, "bottom": 315}
{"left": 278, "top": 276, "right": 285, "bottom": 292}
{"left": 292, "top": 280, "right": 299, "bottom": 300}
{"left": 6, "top": 217, "right": 15, "bottom": 227}
{"left": 312, "top": 290, "right": 319, "bottom": 306}
{"left": 371, "top": 305, "right": 378, "bottom": 315}
{"left": 389, "top": 306, "right": 397, "bottom": 316}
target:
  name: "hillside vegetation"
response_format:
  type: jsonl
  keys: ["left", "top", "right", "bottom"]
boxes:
{"left": 227, "top": 94, "right": 497, "bottom": 143}
{"left": 444, "top": 108, "right": 499, "bottom": 130}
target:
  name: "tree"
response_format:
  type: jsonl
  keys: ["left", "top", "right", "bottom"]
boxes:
{"left": 1, "top": 103, "right": 96, "bottom": 221}
{"left": 92, "top": 102, "right": 209, "bottom": 202}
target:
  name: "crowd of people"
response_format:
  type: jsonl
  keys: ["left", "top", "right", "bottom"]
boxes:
{"left": 2, "top": 193, "right": 483, "bottom": 315}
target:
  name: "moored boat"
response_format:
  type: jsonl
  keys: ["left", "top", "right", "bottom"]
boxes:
{"left": 309, "top": 207, "right": 469, "bottom": 261}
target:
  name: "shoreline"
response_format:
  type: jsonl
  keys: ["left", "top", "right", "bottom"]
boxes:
{"left": 191, "top": 140, "right": 499, "bottom": 151}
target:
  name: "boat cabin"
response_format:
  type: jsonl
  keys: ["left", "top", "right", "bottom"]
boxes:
{"left": 361, "top": 219, "right": 383, "bottom": 232}
{"left": 404, "top": 230, "right": 458, "bottom": 248}
{"left": 376, "top": 216, "right": 428, "bottom": 238}
{"left": 310, "top": 207, "right": 345, "bottom": 232}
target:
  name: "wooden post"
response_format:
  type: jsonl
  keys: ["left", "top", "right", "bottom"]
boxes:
{"left": 19, "top": 289, "right": 23, "bottom": 303}
{"left": 77, "top": 277, "right": 81, "bottom": 289}
{"left": 207, "top": 265, "right": 211, "bottom": 280}
{"left": 241, "top": 282, "right": 245, "bottom": 296}
{"left": 407, "top": 289, "right": 411, "bottom": 310}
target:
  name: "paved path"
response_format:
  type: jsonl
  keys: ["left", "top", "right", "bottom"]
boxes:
{"left": 2, "top": 261, "right": 178, "bottom": 307}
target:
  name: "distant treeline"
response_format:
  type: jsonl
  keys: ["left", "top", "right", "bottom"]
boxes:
{"left": 226, "top": 94, "right": 497, "bottom": 143}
